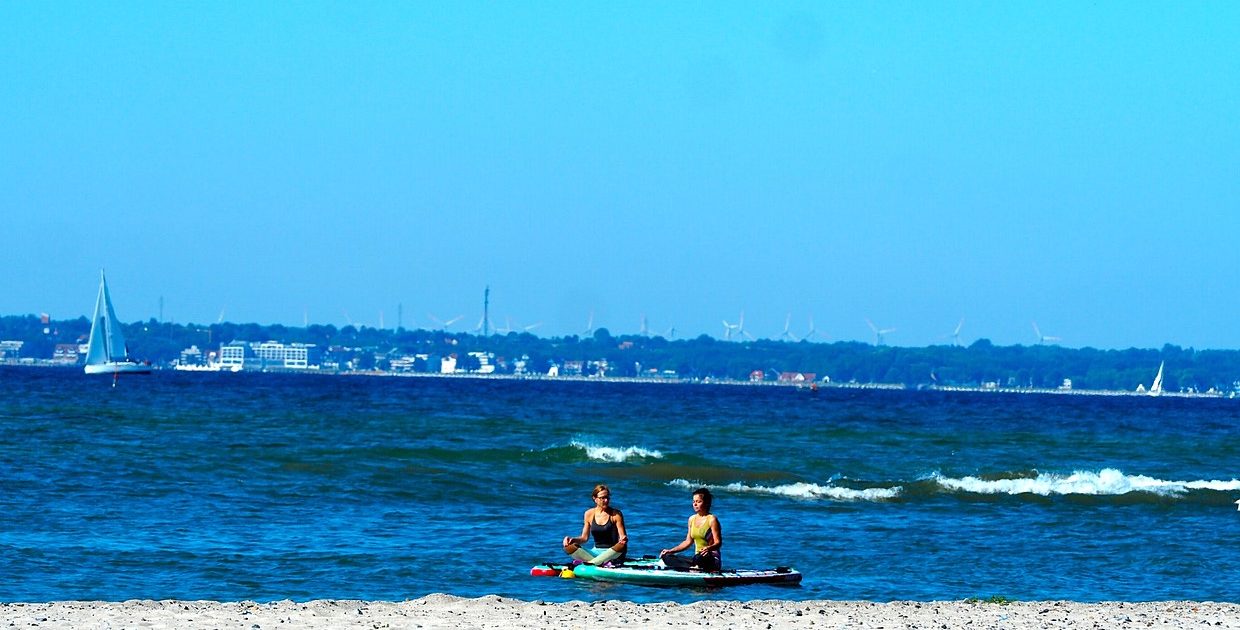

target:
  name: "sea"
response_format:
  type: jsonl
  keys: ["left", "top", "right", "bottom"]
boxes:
{"left": 2, "top": 367, "right": 1239, "bottom": 604}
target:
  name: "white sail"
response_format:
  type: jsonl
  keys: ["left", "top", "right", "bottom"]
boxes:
{"left": 1149, "top": 361, "right": 1164, "bottom": 396}
{"left": 84, "top": 270, "right": 150, "bottom": 375}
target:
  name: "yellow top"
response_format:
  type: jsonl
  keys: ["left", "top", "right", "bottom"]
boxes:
{"left": 690, "top": 515, "right": 713, "bottom": 552}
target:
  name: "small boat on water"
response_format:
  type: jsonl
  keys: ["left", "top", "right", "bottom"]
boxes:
{"left": 84, "top": 270, "right": 151, "bottom": 377}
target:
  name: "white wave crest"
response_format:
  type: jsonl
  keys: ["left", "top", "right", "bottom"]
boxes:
{"left": 931, "top": 468, "right": 1240, "bottom": 497}
{"left": 668, "top": 478, "right": 901, "bottom": 501}
{"left": 570, "top": 440, "right": 663, "bottom": 463}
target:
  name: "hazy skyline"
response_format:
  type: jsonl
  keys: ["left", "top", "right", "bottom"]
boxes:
{"left": 3, "top": 3, "right": 1238, "bottom": 349}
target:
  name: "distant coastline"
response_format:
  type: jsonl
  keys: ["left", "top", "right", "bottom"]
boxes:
{"left": 2, "top": 360, "right": 1231, "bottom": 399}
{"left": 4, "top": 314, "right": 1239, "bottom": 395}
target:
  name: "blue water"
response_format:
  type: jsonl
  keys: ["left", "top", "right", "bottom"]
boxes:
{"left": 2, "top": 367, "right": 1239, "bottom": 603}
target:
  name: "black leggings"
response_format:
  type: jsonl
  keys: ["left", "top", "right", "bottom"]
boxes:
{"left": 662, "top": 551, "right": 721, "bottom": 572}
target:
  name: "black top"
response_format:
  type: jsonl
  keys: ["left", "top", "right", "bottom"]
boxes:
{"left": 590, "top": 514, "right": 619, "bottom": 548}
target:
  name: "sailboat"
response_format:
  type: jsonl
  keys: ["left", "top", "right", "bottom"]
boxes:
{"left": 84, "top": 270, "right": 151, "bottom": 376}
{"left": 1148, "top": 361, "right": 1165, "bottom": 397}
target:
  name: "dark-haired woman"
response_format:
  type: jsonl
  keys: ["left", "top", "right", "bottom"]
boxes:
{"left": 562, "top": 483, "right": 628, "bottom": 565}
{"left": 660, "top": 487, "right": 722, "bottom": 571}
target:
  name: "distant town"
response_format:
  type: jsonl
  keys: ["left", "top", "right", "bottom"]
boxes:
{"left": 2, "top": 313, "right": 1239, "bottom": 398}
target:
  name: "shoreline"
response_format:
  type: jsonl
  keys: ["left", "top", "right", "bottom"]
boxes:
{"left": 3, "top": 596, "right": 1239, "bottom": 629}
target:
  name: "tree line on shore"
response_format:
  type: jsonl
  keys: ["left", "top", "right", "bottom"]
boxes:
{"left": 1, "top": 314, "right": 1235, "bottom": 393}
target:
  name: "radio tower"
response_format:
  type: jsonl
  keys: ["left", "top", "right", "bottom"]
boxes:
{"left": 483, "top": 286, "right": 490, "bottom": 336}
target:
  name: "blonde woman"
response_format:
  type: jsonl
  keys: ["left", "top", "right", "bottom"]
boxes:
{"left": 562, "top": 483, "right": 628, "bottom": 566}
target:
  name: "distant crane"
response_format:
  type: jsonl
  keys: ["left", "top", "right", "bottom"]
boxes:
{"left": 1032, "top": 321, "right": 1061, "bottom": 345}
{"left": 866, "top": 318, "right": 896, "bottom": 346}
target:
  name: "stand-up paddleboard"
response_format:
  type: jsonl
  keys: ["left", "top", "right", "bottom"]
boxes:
{"left": 530, "top": 557, "right": 802, "bottom": 587}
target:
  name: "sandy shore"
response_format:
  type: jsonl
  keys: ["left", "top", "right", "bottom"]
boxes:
{"left": 2, "top": 595, "right": 1238, "bottom": 629}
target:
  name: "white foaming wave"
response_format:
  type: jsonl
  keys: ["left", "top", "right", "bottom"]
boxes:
{"left": 569, "top": 440, "right": 663, "bottom": 463}
{"left": 931, "top": 468, "right": 1240, "bottom": 497}
{"left": 668, "top": 478, "right": 901, "bottom": 501}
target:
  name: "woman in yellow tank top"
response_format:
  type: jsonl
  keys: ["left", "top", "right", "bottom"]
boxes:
{"left": 659, "top": 487, "right": 722, "bottom": 571}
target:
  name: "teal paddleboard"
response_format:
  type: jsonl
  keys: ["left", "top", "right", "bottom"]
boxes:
{"left": 530, "top": 557, "right": 802, "bottom": 587}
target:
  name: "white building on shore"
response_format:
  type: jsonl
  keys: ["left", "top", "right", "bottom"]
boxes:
{"left": 218, "top": 341, "right": 318, "bottom": 371}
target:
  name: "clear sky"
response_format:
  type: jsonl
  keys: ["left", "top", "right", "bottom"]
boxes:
{"left": 2, "top": 2, "right": 1237, "bottom": 349}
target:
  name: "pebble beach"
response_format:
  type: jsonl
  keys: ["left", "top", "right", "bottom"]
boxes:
{"left": 3, "top": 596, "right": 1238, "bottom": 629}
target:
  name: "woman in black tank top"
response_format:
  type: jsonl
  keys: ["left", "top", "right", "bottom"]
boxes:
{"left": 562, "top": 484, "right": 628, "bottom": 565}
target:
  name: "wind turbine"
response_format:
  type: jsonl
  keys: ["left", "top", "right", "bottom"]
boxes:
{"left": 522, "top": 321, "right": 542, "bottom": 333}
{"left": 866, "top": 318, "right": 896, "bottom": 346}
{"left": 639, "top": 314, "right": 650, "bottom": 337}
{"left": 662, "top": 325, "right": 675, "bottom": 339}
{"left": 428, "top": 313, "right": 464, "bottom": 331}
{"left": 721, "top": 310, "right": 756, "bottom": 340}
{"left": 803, "top": 316, "right": 818, "bottom": 341}
{"left": 948, "top": 318, "right": 964, "bottom": 346}
{"left": 495, "top": 317, "right": 514, "bottom": 335}
{"left": 582, "top": 311, "right": 595, "bottom": 336}
{"left": 779, "top": 313, "right": 801, "bottom": 342}
{"left": 734, "top": 310, "right": 753, "bottom": 339}
{"left": 1032, "top": 321, "right": 1061, "bottom": 345}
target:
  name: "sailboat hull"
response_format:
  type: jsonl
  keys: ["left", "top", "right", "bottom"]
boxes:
{"left": 84, "top": 361, "right": 152, "bottom": 375}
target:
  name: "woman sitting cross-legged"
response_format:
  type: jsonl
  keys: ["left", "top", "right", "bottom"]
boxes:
{"left": 562, "top": 483, "right": 628, "bottom": 566}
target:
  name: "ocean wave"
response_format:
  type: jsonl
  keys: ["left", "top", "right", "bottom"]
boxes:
{"left": 568, "top": 440, "right": 664, "bottom": 463}
{"left": 929, "top": 468, "right": 1240, "bottom": 497}
{"left": 668, "top": 478, "right": 901, "bottom": 501}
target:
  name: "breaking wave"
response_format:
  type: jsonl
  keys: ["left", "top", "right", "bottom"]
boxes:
{"left": 668, "top": 478, "right": 901, "bottom": 501}
{"left": 568, "top": 440, "right": 664, "bottom": 463}
{"left": 929, "top": 468, "right": 1240, "bottom": 497}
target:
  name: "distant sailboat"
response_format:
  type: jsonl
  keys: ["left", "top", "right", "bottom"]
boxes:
{"left": 84, "top": 270, "right": 151, "bottom": 378}
{"left": 1148, "top": 361, "right": 1165, "bottom": 397}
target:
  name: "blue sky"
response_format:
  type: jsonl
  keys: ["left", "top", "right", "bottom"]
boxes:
{"left": 2, "top": 3, "right": 1237, "bottom": 349}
